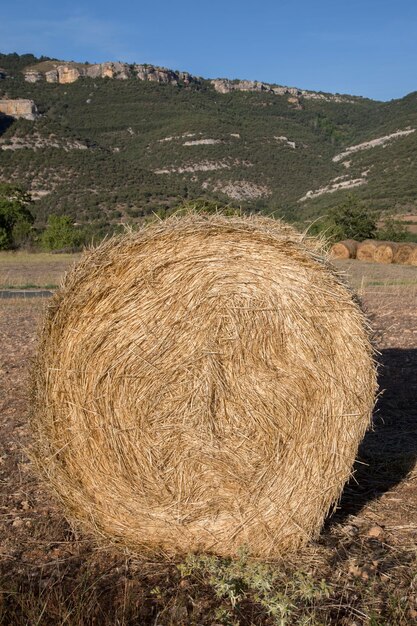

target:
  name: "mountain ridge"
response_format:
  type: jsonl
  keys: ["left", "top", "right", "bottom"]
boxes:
{"left": 19, "top": 57, "right": 365, "bottom": 104}
{"left": 1, "top": 51, "right": 417, "bottom": 235}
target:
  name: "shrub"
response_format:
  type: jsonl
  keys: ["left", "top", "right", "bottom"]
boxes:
{"left": 376, "top": 215, "right": 408, "bottom": 241}
{"left": 308, "top": 194, "right": 378, "bottom": 242}
{"left": 0, "top": 184, "right": 34, "bottom": 249}
{"left": 41, "top": 215, "right": 84, "bottom": 251}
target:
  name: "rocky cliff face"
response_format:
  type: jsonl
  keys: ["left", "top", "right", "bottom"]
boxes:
{"left": 24, "top": 70, "right": 42, "bottom": 83}
{"left": 210, "top": 78, "right": 297, "bottom": 95}
{"left": 0, "top": 98, "right": 39, "bottom": 120}
{"left": 210, "top": 79, "right": 355, "bottom": 102}
{"left": 24, "top": 62, "right": 198, "bottom": 86}
{"left": 21, "top": 60, "right": 358, "bottom": 103}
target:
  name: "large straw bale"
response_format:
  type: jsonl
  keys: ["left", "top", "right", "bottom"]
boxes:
{"left": 394, "top": 242, "right": 417, "bottom": 265}
{"left": 330, "top": 239, "right": 358, "bottom": 259}
{"left": 374, "top": 241, "right": 398, "bottom": 264}
{"left": 32, "top": 214, "right": 376, "bottom": 558}
{"left": 357, "top": 239, "right": 378, "bottom": 262}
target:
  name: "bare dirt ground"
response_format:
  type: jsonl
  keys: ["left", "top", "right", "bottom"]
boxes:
{"left": 0, "top": 259, "right": 416, "bottom": 625}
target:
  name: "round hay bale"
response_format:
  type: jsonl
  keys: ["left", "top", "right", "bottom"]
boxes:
{"left": 330, "top": 239, "right": 358, "bottom": 259}
{"left": 356, "top": 239, "right": 378, "bottom": 262}
{"left": 394, "top": 242, "right": 417, "bottom": 265}
{"left": 407, "top": 244, "right": 417, "bottom": 266}
{"left": 374, "top": 241, "right": 398, "bottom": 264}
{"left": 32, "top": 214, "right": 377, "bottom": 558}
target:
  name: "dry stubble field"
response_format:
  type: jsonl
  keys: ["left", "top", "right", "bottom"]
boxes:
{"left": 0, "top": 254, "right": 416, "bottom": 625}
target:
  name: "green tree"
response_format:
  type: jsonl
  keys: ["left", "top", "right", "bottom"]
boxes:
{"left": 0, "top": 184, "right": 34, "bottom": 249}
{"left": 41, "top": 215, "right": 83, "bottom": 251}
{"left": 330, "top": 195, "right": 377, "bottom": 240}
{"left": 376, "top": 215, "right": 408, "bottom": 241}
{"left": 309, "top": 195, "right": 377, "bottom": 242}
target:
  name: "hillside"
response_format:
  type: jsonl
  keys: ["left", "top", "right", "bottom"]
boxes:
{"left": 1, "top": 52, "right": 417, "bottom": 231}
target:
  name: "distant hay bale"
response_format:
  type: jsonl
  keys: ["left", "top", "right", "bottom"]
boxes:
{"left": 374, "top": 241, "right": 398, "bottom": 264}
{"left": 394, "top": 242, "right": 417, "bottom": 265}
{"left": 330, "top": 239, "right": 358, "bottom": 259}
{"left": 407, "top": 244, "right": 417, "bottom": 266}
{"left": 32, "top": 214, "right": 376, "bottom": 558}
{"left": 357, "top": 239, "right": 378, "bottom": 262}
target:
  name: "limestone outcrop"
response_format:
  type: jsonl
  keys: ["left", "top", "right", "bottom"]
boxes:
{"left": 211, "top": 79, "right": 274, "bottom": 94}
{"left": 135, "top": 64, "right": 177, "bottom": 83}
{"left": 24, "top": 62, "right": 199, "bottom": 86}
{"left": 24, "top": 70, "right": 42, "bottom": 83}
{"left": 0, "top": 98, "right": 39, "bottom": 120}
{"left": 86, "top": 62, "right": 130, "bottom": 80}
{"left": 210, "top": 78, "right": 354, "bottom": 102}
{"left": 21, "top": 60, "right": 357, "bottom": 102}
{"left": 45, "top": 70, "right": 58, "bottom": 83}
{"left": 45, "top": 66, "right": 81, "bottom": 84}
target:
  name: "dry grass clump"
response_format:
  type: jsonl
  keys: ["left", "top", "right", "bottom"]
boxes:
{"left": 330, "top": 239, "right": 358, "bottom": 259}
{"left": 32, "top": 214, "right": 377, "bottom": 558}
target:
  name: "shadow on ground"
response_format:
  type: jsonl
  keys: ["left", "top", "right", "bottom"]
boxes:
{"left": 328, "top": 348, "right": 417, "bottom": 524}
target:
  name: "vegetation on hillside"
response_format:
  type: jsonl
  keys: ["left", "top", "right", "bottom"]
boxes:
{"left": 1, "top": 52, "right": 417, "bottom": 239}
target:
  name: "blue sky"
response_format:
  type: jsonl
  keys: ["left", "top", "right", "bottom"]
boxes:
{"left": 2, "top": 0, "right": 417, "bottom": 101}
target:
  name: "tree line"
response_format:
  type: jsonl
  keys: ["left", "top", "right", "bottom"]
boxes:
{"left": 0, "top": 184, "right": 412, "bottom": 252}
